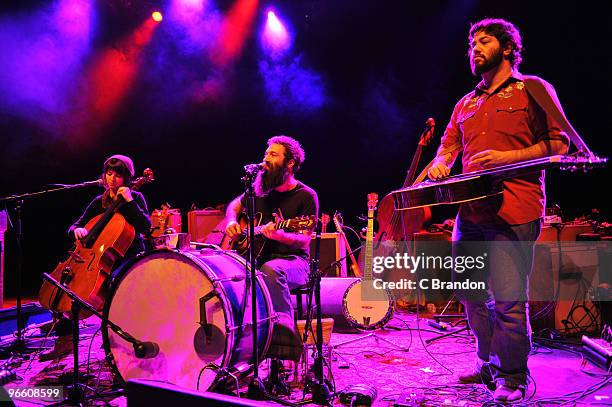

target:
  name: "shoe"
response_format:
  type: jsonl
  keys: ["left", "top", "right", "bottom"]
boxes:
{"left": 457, "top": 358, "right": 494, "bottom": 389}
{"left": 39, "top": 335, "right": 73, "bottom": 361}
{"left": 493, "top": 382, "right": 524, "bottom": 403}
{"left": 266, "top": 320, "right": 302, "bottom": 362}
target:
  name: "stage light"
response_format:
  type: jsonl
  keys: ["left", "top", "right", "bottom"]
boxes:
{"left": 267, "top": 11, "right": 283, "bottom": 34}
{"left": 151, "top": 11, "right": 163, "bottom": 22}
{"left": 262, "top": 9, "right": 290, "bottom": 57}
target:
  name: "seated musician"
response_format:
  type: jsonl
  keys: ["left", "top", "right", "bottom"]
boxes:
{"left": 225, "top": 136, "right": 319, "bottom": 360}
{"left": 427, "top": 19, "right": 569, "bottom": 402}
{"left": 40, "top": 154, "right": 151, "bottom": 361}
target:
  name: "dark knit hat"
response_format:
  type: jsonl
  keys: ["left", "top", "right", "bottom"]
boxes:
{"left": 104, "top": 154, "right": 135, "bottom": 177}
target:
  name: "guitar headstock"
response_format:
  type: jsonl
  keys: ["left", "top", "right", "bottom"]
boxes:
{"left": 418, "top": 118, "right": 435, "bottom": 147}
{"left": 131, "top": 168, "right": 155, "bottom": 191}
{"left": 332, "top": 211, "right": 343, "bottom": 232}
{"left": 367, "top": 193, "right": 379, "bottom": 212}
{"left": 321, "top": 213, "right": 330, "bottom": 233}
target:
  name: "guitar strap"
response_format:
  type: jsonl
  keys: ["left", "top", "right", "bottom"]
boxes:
{"left": 411, "top": 75, "right": 594, "bottom": 187}
{"left": 522, "top": 76, "right": 592, "bottom": 156}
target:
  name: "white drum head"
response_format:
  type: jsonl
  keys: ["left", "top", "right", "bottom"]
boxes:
{"left": 106, "top": 252, "right": 230, "bottom": 391}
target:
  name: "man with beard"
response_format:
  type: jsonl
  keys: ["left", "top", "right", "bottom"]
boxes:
{"left": 427, "top": 19, "right": 569, "bottom": 402}
{"left": 225, "top": 135, "right": 318, "bottom": 360}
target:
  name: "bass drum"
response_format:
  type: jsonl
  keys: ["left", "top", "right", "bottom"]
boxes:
{"left": 102, "top": 248, "right": 273, "bottom": 391}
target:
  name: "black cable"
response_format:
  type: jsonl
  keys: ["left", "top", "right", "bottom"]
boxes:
{"left": 86, "top": 327, "right": 101, "bottom": 377}
{"left": 414, "top": 285, "right": 454, "bottom": 376}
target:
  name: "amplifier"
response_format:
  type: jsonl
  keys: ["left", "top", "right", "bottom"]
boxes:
{"left": 538, "top": 224, "right": 593, "bottom": 242}
{"left": 530, "top": 240, "right": 602, "bottom": 333}
{"left": 188, "top": 209, "right": 226, "bottom": 244}
{"left": 311, "top": 233, "right": 346, "bottom": 277}
{"left": 151, "top": 208, "right": 182, "bottom": 237}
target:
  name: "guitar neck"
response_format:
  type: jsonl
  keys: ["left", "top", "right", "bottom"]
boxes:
{"left": 404, "top": 145, "right": 424, "bottom": 187}
{"left": 252, "top": 218, "right": 300, "bottom": 236}
{"left": 364, "top": 209, "right": 374, "bottom": 280}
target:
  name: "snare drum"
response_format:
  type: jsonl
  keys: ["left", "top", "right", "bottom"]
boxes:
{"left": 102, "top": 248, "right": 274, "bottom": 391}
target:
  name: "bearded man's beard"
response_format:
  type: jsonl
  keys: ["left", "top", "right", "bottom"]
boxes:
{"left": 471, "top": 46, "right": 504, "bottom": 76}
{"left": 254, "top": 163, "right": 290, "bottom": 196}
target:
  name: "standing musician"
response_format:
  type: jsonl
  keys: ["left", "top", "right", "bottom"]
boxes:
{"left": 427, "top": 19, "right": 569, "bottom": 402}
{"left": 225, "top": 136, "right": 318, "bottom": 360}
{"left": 40, "top": 154, "right": 151, "bottom": 361}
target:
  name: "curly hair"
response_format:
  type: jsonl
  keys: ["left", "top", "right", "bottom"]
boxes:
{"left": 469, "top": 18, "right": 523, "bottom": 69}
{"left": 267, "top": 135, "right": 306, "bottom": 173}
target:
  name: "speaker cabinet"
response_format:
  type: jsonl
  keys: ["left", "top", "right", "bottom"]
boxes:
{"left": 310, "top": 233, "right": 346, "bottom": 277}
{"left": 188, "top": 209, "right": 226, "bottom": 244}
{"left": 530, "top": 229, "right": 603, "bottom": 333}
{"left": 151, "top": 208, "right": 182, "bottom": 237}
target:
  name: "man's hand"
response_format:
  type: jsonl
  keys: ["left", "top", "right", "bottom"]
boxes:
{"left": 428, "top": 159, "right": 451, "bottom": 180}
{"left": 226, "top": 220, "right": 243, "bottom": 239}
{"left": 469, "top": 149, "right": 516, "bottom": 169}
{"left": 261, "top": 222, "right": 285, "bottom": 241}
{"left": 117, "top": 187, "right": 134, "bottom": 202}
{"left": 74, "top": 228, "right": 88, "bottom": 240}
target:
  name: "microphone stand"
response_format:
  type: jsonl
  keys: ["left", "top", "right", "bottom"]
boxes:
{"left": 320, "top": 245, "right": 363, "bottom": 277}
{"left": 243, "top": 166, "right": 267, "bottom": 399}
{"left": 0, "top": 181, "right": 101, "bottom": 355}
{"left": 41, "top": 273, "right": 152, "bottom": 406}
{"left": 301, "top": 217, "right": 333, "bottom": 405}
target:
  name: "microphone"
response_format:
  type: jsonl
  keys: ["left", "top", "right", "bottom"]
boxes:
{"left": 133, "top": 341, "right": 160, "bottom": 359}
{"left": 244, "top": 163, "right": 264, "bottom": 173}
{"left": 49, "top": 179, "right": 103, "bottom": 188}
{"left": 80, "top": 179, "right": 103, "bottom": 187}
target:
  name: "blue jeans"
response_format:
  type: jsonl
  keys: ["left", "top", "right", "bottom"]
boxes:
{"left": 453, "top": 216, "right": 541, "bottom": 387}
{"left": 260, "top": 255, "right": 310, "bottom": 326}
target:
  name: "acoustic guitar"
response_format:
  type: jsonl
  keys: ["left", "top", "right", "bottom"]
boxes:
{"left": 224, "top": 213, "right": 316, "bottom": 258}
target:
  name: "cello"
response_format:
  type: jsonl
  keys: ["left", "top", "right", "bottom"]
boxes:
{"left": 39, "top": 168, "right": 154, "bottom": 314}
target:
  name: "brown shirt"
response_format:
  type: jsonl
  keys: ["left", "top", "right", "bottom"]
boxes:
{"left": 439, "top": 72, "right": 569, "bottom": 225}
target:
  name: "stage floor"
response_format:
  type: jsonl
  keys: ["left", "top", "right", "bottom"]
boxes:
{"left": 1, "top": 308, "right": 610, "bottom": 406}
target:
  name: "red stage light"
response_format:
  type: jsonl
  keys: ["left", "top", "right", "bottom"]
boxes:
{"left": 151, "top": 11, "right": 163, "bottom": 22}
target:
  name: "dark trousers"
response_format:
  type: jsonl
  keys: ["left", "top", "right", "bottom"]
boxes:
{"left": 260, "top": 255, "right": 310, "bottom": 327}
{"left": 453, "top": 216, "right": 541, "bottom": 387}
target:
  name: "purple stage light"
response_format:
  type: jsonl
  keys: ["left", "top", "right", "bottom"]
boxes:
{"left": 261, "top": 9, "right": 290, "bottom": 58}
{"left": 0, "top": 0, "right": 93, "bottom": 135}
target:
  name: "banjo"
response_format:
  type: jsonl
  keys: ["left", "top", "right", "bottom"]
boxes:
{"left": 342, "top": 193, "right": 395, "bottom": 331}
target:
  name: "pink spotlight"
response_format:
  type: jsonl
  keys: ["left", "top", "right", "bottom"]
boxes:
{"left": 263, "top": 9, "right": 290, "bottom": 57}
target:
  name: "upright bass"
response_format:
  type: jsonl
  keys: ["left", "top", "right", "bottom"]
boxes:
{"left": 373, "top": 119, "right": 435, "bottom": 246}
{"left": 39, "top": 169, "right": 154, "bottom": 314}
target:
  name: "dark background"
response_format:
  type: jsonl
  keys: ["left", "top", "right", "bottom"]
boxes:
{"left": 1, "top": 0, "right": 610, "bottom": 297}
